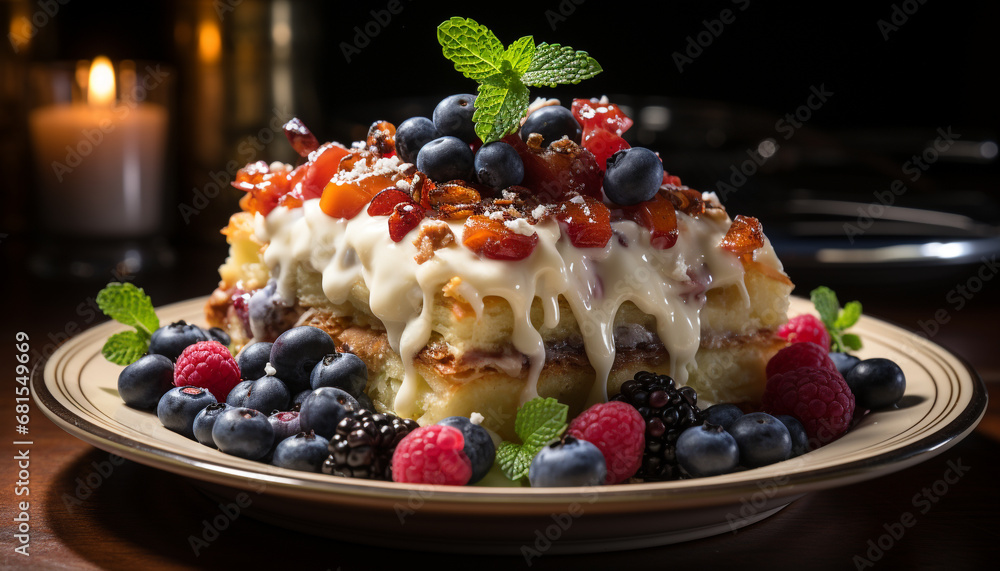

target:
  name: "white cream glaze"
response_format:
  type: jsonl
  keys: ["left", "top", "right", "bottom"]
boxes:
{"left": 255, "top": 194, "right": 777, "bottom": 419}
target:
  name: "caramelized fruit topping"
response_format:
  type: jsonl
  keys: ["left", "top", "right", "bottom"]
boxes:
{"left": 720, "top": 215, "right": 765, "bottom": 257}
{"left": 462, "top": 215, "right": 538, "bottom": 261}
{"left": 283, "top": 118, "right": 319, "bottom": 157}
{"left": 506, "top": 133, "right": 603, "bottom": 202}
{"left": 623, "top": 193, "right": 679, "bottom": 249}
{"left": 368, "top": 188, "right": 414, "bottom": 217}
{"left": 233, "top": 161, "right": 294, "bottom": 216}
{"left": 299, "top": 142, "right": 350, "bottom": 200}
{"left": 571, "top": 98, "right": 633, "bottom": 171}
{"left": 388, "top": 202, "right": 425, "bottom": 242}
{"left": 367, "top": 120, "right": 396, "bottom": 158}
{"left": 554, "top": 195, "right": 612, "bottom": 248}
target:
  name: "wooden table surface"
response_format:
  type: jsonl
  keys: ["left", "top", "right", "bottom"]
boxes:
{"left": 1, "top": 247, "right": 998, "bottom": 571}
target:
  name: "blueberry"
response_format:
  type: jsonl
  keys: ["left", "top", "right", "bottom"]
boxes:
{"left": 395, "top": 117, "right": 441, "bottom": 163}
{"left": 206, "top": 327, "right": 231, "bottom": 347}
{"left": 272, "top": 431, "right": 330, "bottom": 472}
{"left": 603, "top": 147, "right": 664, "bottom": 206}
{"left": 248, "top": 280, "right": 298, "bottom": 342}
{"left": 528, "top": 436, "right": 606, "bottom": 487}
{"left": 270, "top": 326, "right": 336, "bottom": 393}
{"left": 829, "top": 352, "right": 862, "bottom": 377}
{"left": 702, "top": 403, "right": 744, "bottom": 430}
{"left": 148, "top": 320, "right": 209, "bottom": 361}
{"left": 227, "top": 375, "right": 290, "bottom": 413}
{"left": 268, "top": 410, "right": 302, "bottom": 445}
{"left": 728, "top": 412, "right": 792, "bottom": 468}
{"left": 432, "top": 94, "right": 477, "bottom": 143}
{"left": 193, "top": 402, "right": 232, "bottom": 448}
{"left": 310, "top": 352, "right": 368, "bottom": 397}
{"left": 676, "top": 423, "right": 740, "bottom": 477}
{"left": 118, "top": 354, "right": 174, "bottom": 410}
{"left": 845, "top": 358, "right": 906, "bottom": 410}
{"left": 416, "top": 136, "right": 475, "bottom": 182}
{"left": 299, "top": 387, "right": 358, "bottom": 439}
{"left": 775, "top": 414, "right": 810, "bottom": 457}
{"left": 438, "top": 416, "right": 496, "bottom": 484}
{"left": 212, "top": 407, "right": 275, "bottom": 460}
{"left": 291, "top": 390, "right": 312, "bottom": 409}
{"left": 474, "top": 141, "right": 524, "bottom": 190}
{"left": 157, "top": 386, "right": 217, "bottom": 439}
{"left": 520, "top": 105, "right": 582, "bottom": 146}
{"left": 236, "top": 341, "right": 273, "bottom": 382}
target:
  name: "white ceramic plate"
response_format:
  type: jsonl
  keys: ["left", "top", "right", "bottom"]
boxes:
{"left": 33, "top": 296, "right": 986, "bottom": 553}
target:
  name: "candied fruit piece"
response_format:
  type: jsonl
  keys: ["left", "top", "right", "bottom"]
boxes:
{"left": 665, "top": 187, "right": 706, "bottom": 217}
{"left": 319, "top": 171, "right": 398, "bottom": 220}
{"left": 388, "top": 202, "right": 425, "bottom": 242}
{"left": 367, "top": 120, "right": 396, "bottom": 158}
{"left": 462, "top": 215, "right": 538, "bottom": 261}
{"left": 300, "top": 142, "right": 350, "bottom": 200}
{"left": 554, "top": 195, "right": 612, "bottom": 248}
{"left": 721, "top": 215, "right": 765, "bottom": 257}
{"left": 505, "top": 134, "right": 603, "bottom": 202}
{"left": 623, "top": 193, "right": 678, "bottom": 249}
{"left": 233, "top": 161, "right": 293, "bottom": 216}
{"left": 663, "top": 171, "right": 683, "bottom": 187}
{"left": 571, "top": 98, "right": 634, "bottom": 135}
{"left": 581, "top": 127, "right": 629, "bottom": 172}
{"left": 283, "top": 118, "right": 319, "bottom": 157}
{"left": 368, "top": 188, "right": 414, "bottom": 216}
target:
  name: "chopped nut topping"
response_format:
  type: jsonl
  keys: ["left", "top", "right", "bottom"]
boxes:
{"left": 412, "top": 220, "right": 455, "bottom": 264}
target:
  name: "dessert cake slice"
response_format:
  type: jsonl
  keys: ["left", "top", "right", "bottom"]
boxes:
{"left": 206, "top": 99, "right": 793, "bottom": 440}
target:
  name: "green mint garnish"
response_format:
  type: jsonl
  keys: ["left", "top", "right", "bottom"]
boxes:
{"left": 437, "top": 17, "right": 602, "bottom": 143}
{"left": 810, "top": 286, "right": 863, "bottom": 353}
{"left": 495, "top": 397, "right": 568, "bottom": 481}
{"left": 96, "top": 282, "right": 160, "bottom": 365}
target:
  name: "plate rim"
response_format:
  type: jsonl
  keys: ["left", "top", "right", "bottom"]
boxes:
{"left": 32, "top": 295, "right": 989, "bottom": 510}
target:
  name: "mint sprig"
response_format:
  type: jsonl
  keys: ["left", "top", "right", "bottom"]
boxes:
{"left": 810, "top": 286, "right": 863, "bottom": 353}
{"left": 437, "top": 17, "right": 602, "bottom": 143}
{"left": 96, "top": 282, "right": 160, "bottom": 365}
{"left": 495, "top": 397, "right": 568, "bottom": 481}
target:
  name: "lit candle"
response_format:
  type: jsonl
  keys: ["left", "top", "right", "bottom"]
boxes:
{"left": 28, "top": 57, "right": 169, "bottom": 237}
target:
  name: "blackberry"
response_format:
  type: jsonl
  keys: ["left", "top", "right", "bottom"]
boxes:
{"left": 323, "top": 409, "right": 419, "bottom": 480}
{"left": 611, "top": 372, "right": 702, "bottom": 481}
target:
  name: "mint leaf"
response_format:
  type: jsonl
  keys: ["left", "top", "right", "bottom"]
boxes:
{"left": 521, "top": 42, "right": 603, "bottom": 87}
{"left": 514, "top": 397, "right": 568, "bottom": 444}
{"left": 842, "top": 333, "right": 863, "bottom": 351}
{"left": 496, "top": 397, "right": 568, "bottom": 480}
{"left": 473, "top": 80, "right": 530, "bottom": 144}
{"left": 503, "top": 35, "right": 535, "bottom": 75}
{"left": 437, "top": 17, "right": 504, "bottom": 81}
{"left": 101, "top": 331, "right": 148, "bottom": 366}
{"left": 810, "top": 286, "right": 839, "bottom": 329}
{"left": 835, "top": 301, "right": 863, "bottom": 330}
{"left": 96, "top": 282, "right": 159, "bottom": 337}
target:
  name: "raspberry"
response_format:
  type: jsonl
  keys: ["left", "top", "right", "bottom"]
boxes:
{"left": 173, "top": 341, "right": 242, "bottom": 402}
{"left": 391, "top": 425, "right": 472, "bottom": 485}
{"left": 766, "top": 342, "right": 840, "bottom": 379}
{"left": 567, "top": 401, "right": 645, "bottom": 484}
{"left": 761, "top": 367, "right": 855, "bottom": 446}
{"left": 777, "top": 314, "right": 831, "bottom": 349}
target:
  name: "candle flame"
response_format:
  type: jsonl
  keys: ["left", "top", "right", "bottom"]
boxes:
{"left": 198, "top": 19, "right": 221, "bottom": 63}
{"left": 88, "top": 56, "right": 116, "bottom": 107}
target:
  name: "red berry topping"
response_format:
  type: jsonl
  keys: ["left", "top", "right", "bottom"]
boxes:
{"left": 567, "top": 401, "right": 645, "bottom": 484}
{"left": 391, "top": 425, "right": 472, "bottom": 485}
{"left": 766, "top": 342, "right": 840, "bottom": 379}
{"left": 283, "top": 117, "right": 319, "bottom": 157}
{"left": 778, "top": 314, "right": 832, "bottom": 349}
{"left": 367, "top": 188, "right": 414, "bottom": 216}
{"left": 387, "top": 202, "right": 425, "bottom": 242}
{"left": 761, "top": 366, "right": 856, "bottom": 445}
{"left": 173, "top": 341, "right": 242, "bottom": 402}
{"left": 504, "top": 134, "right": 603, "bottom": 202}
{"left": 570, "top": 98, "right": 634, "bottom": 172}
